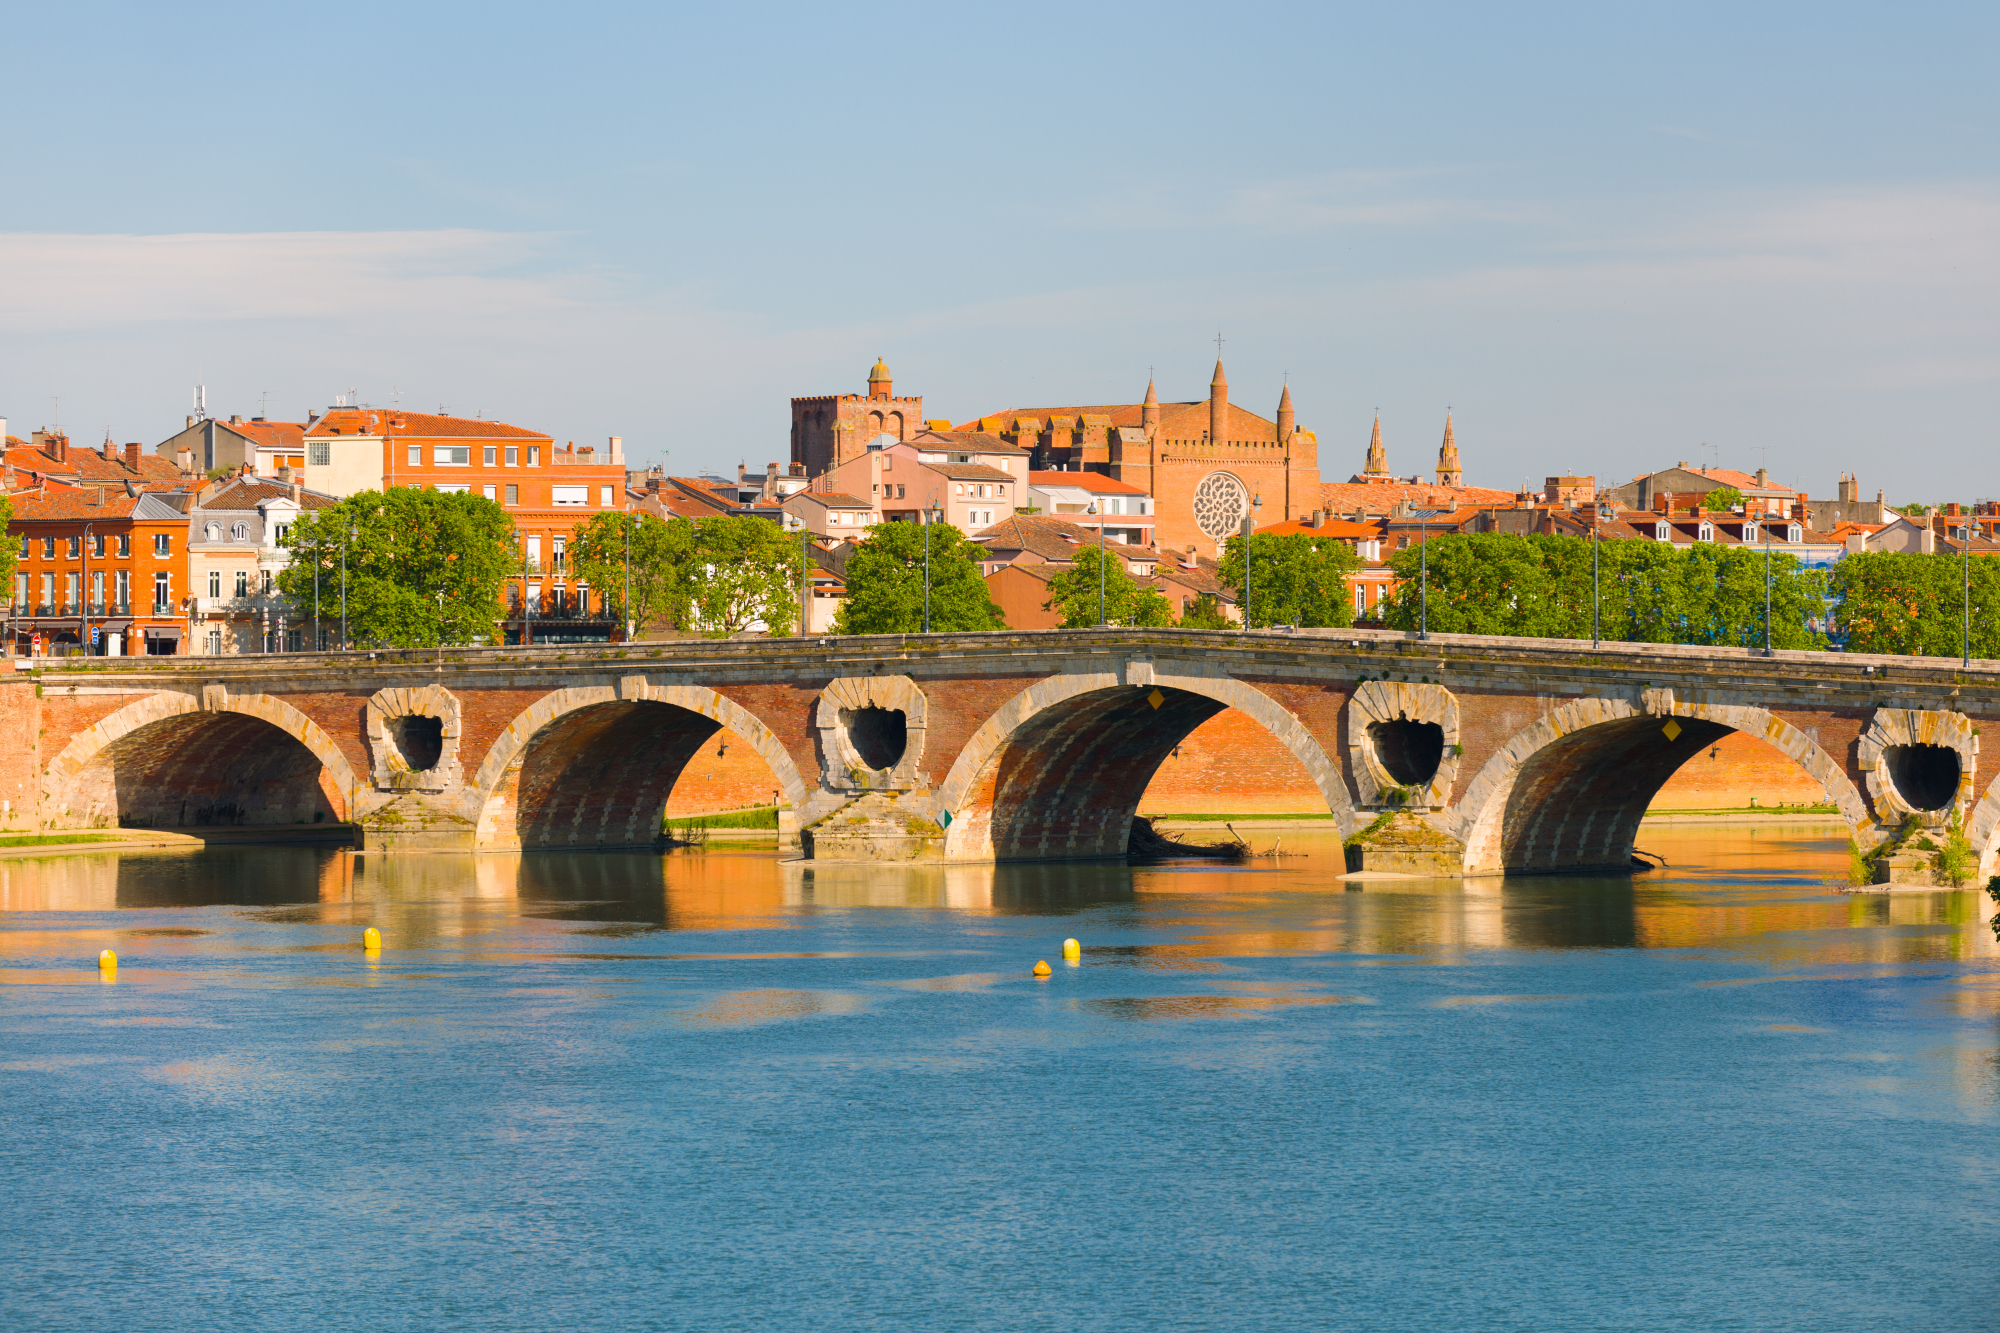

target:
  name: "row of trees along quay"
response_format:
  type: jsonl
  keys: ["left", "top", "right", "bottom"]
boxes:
{"left": 267, "top": 494, "right": 1997, "bottom": 656}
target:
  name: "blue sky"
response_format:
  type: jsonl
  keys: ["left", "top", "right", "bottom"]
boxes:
{"left": 4, "top": 1, "right": 1996, "bottom": 498}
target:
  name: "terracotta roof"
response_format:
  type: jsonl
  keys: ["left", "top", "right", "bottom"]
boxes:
{"left": 8, "top": 488, "right": 190, "bottom": 521}
{"left": 961, "top": 400, "right": 1285, "bottom": 441}
{"left": 929, "top": 463, "right": 1016, "bottom": 482}
{"left": 906, "top": 429, "right": 1031, "bottom": 454}
{"left": 1026, "top": 471, "right": 1149, "bottom": 494}
{"left": 1254, "top": 516, "right": 1382, "bottom": 539}
{"left": 789, "top": 492, "right": 873, "bottom": 509}
{"left": 197, "top": 476, "right": 341, "bottom": 511}
{"left": 5, "top": 442, "right": 184, "bottom": 485}
{"left": 971, "top": 513, "right": 1166, "bottom": 565}
{"left": 304, "top": 408, "right": 547, "bottom": 440}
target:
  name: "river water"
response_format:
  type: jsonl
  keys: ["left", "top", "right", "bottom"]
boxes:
{"left": 2, "top": 825, "right": 1995, "bottom": 1332}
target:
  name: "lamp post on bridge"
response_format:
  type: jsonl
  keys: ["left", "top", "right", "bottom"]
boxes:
{"left": 923, "top": 502, "right": 943, "bottom": 633}
{"left": 1418, "top": 508, "right": 1430, "bottom": 642}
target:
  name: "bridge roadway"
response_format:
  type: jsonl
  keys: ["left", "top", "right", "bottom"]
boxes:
{"left": 18, "top": 627, "right": 2000, "bottom": 881}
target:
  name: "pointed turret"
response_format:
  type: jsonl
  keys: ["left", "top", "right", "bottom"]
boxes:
{"left": 1208, "top": 360, "right": 1228, "bottom": 445}
{"left": 1142, "top": 376, "right": 1160, "bottom": 431}
{"left": 1275, "top": 382, "right": 1294, "bottom": 442}
{"left": 1435, "top": 413, "right": 1462, "bottom": 487}
{"left": 1363, "top": 415, "right": 1390, "bottom": 477}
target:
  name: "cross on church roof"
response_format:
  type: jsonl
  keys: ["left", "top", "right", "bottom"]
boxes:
{"left": 1214, "top": 331, "right": 1225, "bottom": 357}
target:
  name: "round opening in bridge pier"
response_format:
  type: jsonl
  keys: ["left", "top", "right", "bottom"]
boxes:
{"left": 389, "top": 715, "right": 446, "bottom": 772}
{"left": 1884, "top": 743, "right": 1960, "bottom": 811}
{"left": 1367, "top": 719, "right": 1445, "bottom": 788}
{"left": 843, "top": 706, "right": 908, "bottom": 771}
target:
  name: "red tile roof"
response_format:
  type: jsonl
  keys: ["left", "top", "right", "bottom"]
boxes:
{"left": 1026, "top": 471, "right": 1149, "bottom": 494}
{"left": 1319, "top": 480, "right": 1517, "bottom": 513}
{"left": 304, "top": 408, "right": 548, "bottom": 440}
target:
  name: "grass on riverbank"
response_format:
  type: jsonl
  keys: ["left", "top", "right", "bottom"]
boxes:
{"left": 1141, "top": 812, "right": 1337, "bottom": 822}
{"left": 664, "top": 806, "right": 781, "bottom": 831}
{"left": 1646, "top": 803, "right": 1840, "bottom": 816}
{"left": 0, "top": 833, "right": 130, "bottom": 848}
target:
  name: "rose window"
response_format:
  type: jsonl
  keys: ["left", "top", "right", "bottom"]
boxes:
{"left": 1193, "top": 472, "right": 1250, "bottom": 541}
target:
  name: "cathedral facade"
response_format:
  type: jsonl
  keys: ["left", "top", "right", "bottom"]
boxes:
{"left": 956, "top": 360, "right": 1320, "bottom": 556}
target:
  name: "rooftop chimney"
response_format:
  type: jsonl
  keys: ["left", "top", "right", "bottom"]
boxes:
{"left": 608, "top": 435, "right": 623, "bottom": 464}
{"left": 230, "top": 414, "right": 242, "bottom": 425}
{"left": 125, "top": 442, "right": 141, "bottom": 473}
{"left": 176, "top": 446, "right": 194, "bottom": 477}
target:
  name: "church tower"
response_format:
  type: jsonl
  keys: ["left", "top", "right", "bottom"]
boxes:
{"left": 1209, "top": 360, "right": 1228, "bottom": 444}
{"left": 1435, "top": 413, "right": 1462, "bottom": 487}
{"left": 1142, "top": 376, "right": 1160, "bottom": 432}
{"left": 1362, "top": 415, "right": 1390, "bottom": 477}
{"left": 1275, "top": 382, "right": 1294, "bottom": 442}
{"left": 867, "top": 358, "right": 893, "bottom": 400}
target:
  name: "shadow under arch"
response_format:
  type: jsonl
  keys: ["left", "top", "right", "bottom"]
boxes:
{"left": 1452, "top": 696, "right": 1870, "bottom": 875}
{"left": 471, "top": 683, "right": 810, "bottom": 851}
{"left": 43, "top": 691, "right": 357, "bottom": 829}
{"left": 936, "top": 669, "right": 1350, "bottom": 862}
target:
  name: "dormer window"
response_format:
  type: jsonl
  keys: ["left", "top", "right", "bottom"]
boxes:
{"left": 233, "top": 522, "right": 250, "bottom": 541}
{"left": 1742, "top": 521, "right": 1759, "bottom": 543}
{"left": 205, "top": 522, "right": 221, "bottom": 542}
{"left": 1654, "top": 521, "right": 1671, "bottom": 541}
{"left": 1697, "top": 521, "right": 1714, "bottom": 542}
{"left": 1787, "top": 524, "right": 1803, "bottom": 543}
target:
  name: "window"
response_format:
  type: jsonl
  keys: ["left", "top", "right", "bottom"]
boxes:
{"left": 64, "top": 573, "right": 78, "bottom": 609}
{"left": 12, "top": 574, "right": 24, "bottom": 607}
{"left": 1654, "top": 521, "right": 1671, "bottom": 541}
{"left": 233, "top": 522, "right": 249, "bottom": 541}
{"left": 117, "top": 535, "right": 130, "bottom": 557}
{"left": 1697, "top": 521, "right": 1714, "bottom": 542}
{"left": 600, "top": 486, "right": 614, "bottom": 507}
{"left": 528, "top": 447, "right": 540, "bottom": 466}
{"left": 505, "top": 484, "right": 519, "bottom": 506}
{"left": 208, "top": 571, "right": 221, "bottom": 598}
{"left": 274, "top": 523, "right": 291, "bottom": 546}
{"left": 91, "top": 571, "right": 104, "bottom": 608}
{"left": 207, "top": 630, "right": 222, "bottom": 655}
{"left": 1355, "top": 585, "right": 1366, "bottom": 613}
{"left": 896, "top": 485, "right": 905, "bottom": 499}
{"left": 308, "top": 441, "right": 330, "bottom": 467}
{"left": 41, "top": 538, "right": 54, "bottom": 559}
{"left": 1787, "top": 524, "right": 1803, "bottom": 543}
{"left": 205, "top": 522, "right": 222, "bottom": 542}
{"left": 66, "top": 536, "right": 80, "bottom": 558}
{"left": 262, "top": 571, "right": 273, "bottom": 594}
{"left": 16, "top": 536, "right": 27, "bottom": 559}
{"left": 484, "top": 446, "right": 498, "bottom": 465}
{"left": 484, "top": 485, "right": 497, "bottom": 500}
{"left": 40, "top": 573, "right": 53, "bottom": 608}
{"left": 235, "top": 571, "right": 249, "bottom": 598}
{"left": 435, "top": 484, "right": 470, "bottom": 495}
{"left": 552, "top": 486, "right": 588, "bottom": 506}
{"left": 408, "top": 444, "right": 422, "bottom": 466}
{"left": 955, "top": 484, "right": 964, "bottom": 495}
{"left": 115, "top": 571, "right": 129, "bottom": 608}
{"left": 153, "top": 534, "right": 170, "bottom": 556}
{"left": 1743, "top": 522, "right": 1759, "bottom": 543}
{"left": 91, "top": 535, "right": 106, "bottom": 558}
{"left": 552, "top": 537, "right": 566, "bottom": 573}
{"left": 153, "top": 572, "right": 170, "bottom": 609}
{"left": 434, "top": 446, "right": 471, "bottom": 466}
{"left": 526, "top": 582, "right": 542, "bottom": 612}
{"left": 828, "top": 512, "right": 842, "bottom": 526}
{"left": 526, "top": 537, "right": 542, "bottom": 573}
{"left": 505, "top": 447, "right": 519, "bottom": 466}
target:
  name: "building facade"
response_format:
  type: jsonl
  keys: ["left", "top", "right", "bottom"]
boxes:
{"left": 186, "top": 476, "right": 341, "bottom": 654}
{"left": 8, "top": 486, "right": 193, "bottom": 655}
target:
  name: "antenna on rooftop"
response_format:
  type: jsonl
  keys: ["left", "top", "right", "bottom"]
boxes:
{"left": 193, "top": 384, "right": 206, "bottom": 420}
{"left": 258, "top": 389, "right": 270, "bottom": 418}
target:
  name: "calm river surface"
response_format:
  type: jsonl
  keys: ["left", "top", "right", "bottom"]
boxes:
{"left": 3, "top": 825, "right": 1996, "bottom": 1331}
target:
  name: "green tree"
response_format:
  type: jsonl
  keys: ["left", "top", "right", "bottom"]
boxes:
{"left": 1044, "top": 544, "right": 1173, "bottom": 627}
{"left": 279, "top": 489, "right": 517, "bottom": 647}
{"left": 1216, "top": 532, "right": 1362, "bottom": 628}
{"left": 567, "top": 510, "right": 695, "bottom": 636}
{"left": 1703, "top": 486, "right": 1744, "bottom": 511}
{"left": 0, "top": 495, "right": 16, "bottom": 604}
{"left": 680, "top": 515, "right": 803, "bottom": 637}
{"left": 1832, "top": 551, "right": 2000, "bottom": 657}
{"left": 1177, "top": 592, "right": 1232, "bottom": 629}
{"left": 835, "top": 521, "right": 1005, "bottom": 634}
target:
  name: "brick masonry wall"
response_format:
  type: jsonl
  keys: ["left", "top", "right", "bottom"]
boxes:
{"left": 665, "top": 728, "right": 788, "bottom": 814}
{"left": 1649, "top": 730, "right": 1836, "bottom": 807}
{"left": 0, "top": 679, "right": 38, "bottom": 828}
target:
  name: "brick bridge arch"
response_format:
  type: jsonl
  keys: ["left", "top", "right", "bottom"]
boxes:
{"left": 43, "top": 690, "right": 360, "bottom": 829}
{"left": 470, "top": 681, "right": 811, "bottom": 850}
{"left": 935, "top": 665, "right": 1352, "bottom": 861}
{"left": 1449, "top": 695, "right": 1870, "bottom": 875}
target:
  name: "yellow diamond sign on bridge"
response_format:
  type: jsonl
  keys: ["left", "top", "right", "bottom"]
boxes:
{"left": 1661, "top": 718, "right": 1682, "bottom": 742}
{"left": 1147, "top": 688, "right": 1165, "bottom": 710}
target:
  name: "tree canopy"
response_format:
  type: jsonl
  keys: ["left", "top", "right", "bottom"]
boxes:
{"left": 567, "top": 510, "right": 692, "bottom": 636}
{"left": 1831, "top": 551, "right": 1999, "bottom": 658}
{"left": 569, "top": 511, "right": 803, "bottom": 638}
{"left": 1216, "top": 532, "right": 1361, "bottom": 629}
{"left": 1375, "top": 532, "right": 1829, "bottom": 650}
{"left": 1043, "top": 544, "right": 1173, "bottom": 627}
{"left": 1702, "top": 487, "right": 1744, "bottom": 511}
{"left": 836, "top": 522, "right": 1005, "bottom": 634}
{"left": 278, "top": 489, "right": 517, "bottom": 648}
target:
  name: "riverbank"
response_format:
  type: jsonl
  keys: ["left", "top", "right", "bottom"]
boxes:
{"left": 0, "top": 826, "right": 359, "bottom": 859}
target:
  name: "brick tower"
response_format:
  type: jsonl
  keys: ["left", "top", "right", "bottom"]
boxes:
{"left": 1435, "top": 413, "right": 1462, "bottom": 487}
{"left": 791, "top": 359, "right": 925, "bottom": 478}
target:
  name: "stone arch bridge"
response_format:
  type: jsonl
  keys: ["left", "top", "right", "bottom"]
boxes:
{"left": 19, "top": 629, "right": 2000, "bottom": 883}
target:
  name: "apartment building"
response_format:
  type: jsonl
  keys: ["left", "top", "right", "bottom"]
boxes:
{"left": 186, "top": 475, "right": 341, "bottom": 654}
{"left": 8, "top": 484, "right": 195, "bottom": 655}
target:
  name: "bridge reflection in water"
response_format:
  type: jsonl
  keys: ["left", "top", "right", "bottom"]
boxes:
{"left": 2, "top": 827, "right": 1993, "bottom": 974}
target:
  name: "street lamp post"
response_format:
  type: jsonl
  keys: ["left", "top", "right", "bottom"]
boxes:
{"left": 624, "top": 506, "right": 633, "bottom": 644}
{"left": 313, "top": 530, "right": 321, "bottom": 652}
{"left": 798, "top": 519, "right": 810, "bottom": 638}
{"left": 340, "top": 523, "right": 352, "bottom": 650}
{"left": 1591, "top": 512, "right": 1600, "bottom": 649}
{"left": 1087, "top": 501, "right": 1105, "bottom": 625}
{"left": 1964, "top": 522, "right": 1973, "bottom": 669}
{"left": 1239, "top": 495, "right": 1263, "bottom": 628}
{"left": 81, "top": 522, "right": 92, "bottom": 656}
{"left": 1418, "top": 509, "right": 1430, "bottom": 641}
{"left": 1764, "top": 533, "right": 1774, "bottom": 657}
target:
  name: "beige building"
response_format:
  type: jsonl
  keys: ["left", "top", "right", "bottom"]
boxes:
{"left": 820, "top": 434, "right": 1030, "bottom": 535}
{"left": 155, "top": 415, "right": 308, "bottom": 479}
{"left": 186, "top": 476, "right": 340, "bottom": 654}
{"left": 780, "top": 491, "right": 880, "bottom": 538}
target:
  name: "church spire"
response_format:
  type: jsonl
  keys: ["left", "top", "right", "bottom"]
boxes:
{"left": 1275, "top": 382, "right": 1294, "bottom": 442}
{"left": 1142, "top": 375, "right": 1160, "bottom": 431}
{"left": 1435, "top": 412, "right": 1462, "bottom": 487}
{"left": 1363, "top": 414, "right": 1390, "bottom": 477}
{"left": 1208, "top": 358, "right": 1228, "bottom": 446}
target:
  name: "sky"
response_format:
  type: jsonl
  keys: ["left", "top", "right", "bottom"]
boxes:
{"left": 3, "top": 1, "right": 1996, "bottom": 499}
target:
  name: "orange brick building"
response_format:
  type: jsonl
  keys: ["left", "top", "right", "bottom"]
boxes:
{"left": 791, "top": 359, "right": 934, "bottom": 477}
{"left": 302, "top": 408, "right": 629, "bottom": 644}
{"left": 8, "top": 485, "right": 195, "bottom": 655}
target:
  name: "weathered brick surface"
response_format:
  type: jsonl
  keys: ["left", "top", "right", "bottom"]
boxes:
{"left": 1652, "top": 729, "right": 1841, "bottom": 808}
{"left": 0, "top": 679, "right": 40, "bottom": 828}
{"left": 664, "top": 727, "right": 787, "bottom": 814}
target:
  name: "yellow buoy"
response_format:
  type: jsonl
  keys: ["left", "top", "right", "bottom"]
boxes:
{"left": 1062, "top": 937, "right": 1081, "bottom": 961}
{"left": 362, "top": 927, "right": 382, "bottom": 953}
{"left": 97, "top": 949, "right": 117, "bottom": 974}
{"left": 1032, "top": 960, "right": 1052, "bottom": 977}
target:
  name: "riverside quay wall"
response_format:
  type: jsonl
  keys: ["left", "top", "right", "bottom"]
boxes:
{"left": 19, "top": 628, "right": 2000, "bottom": 882}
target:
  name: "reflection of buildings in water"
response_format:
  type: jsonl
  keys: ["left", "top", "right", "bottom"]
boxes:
{"left": 781, "top": 861, "right": 1134, "bottom": 914}
{"left": 0, "top": 853, "right": 125, "bottom": 911}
